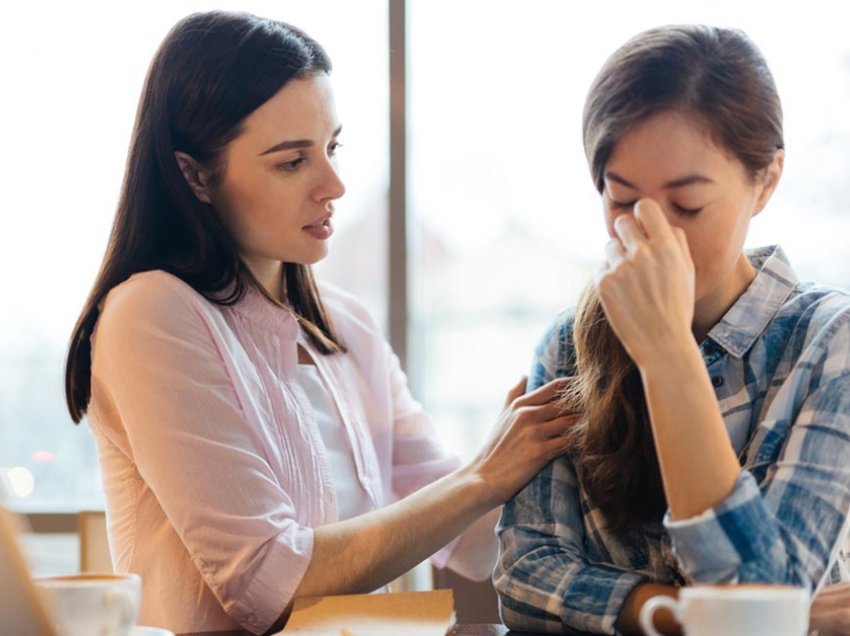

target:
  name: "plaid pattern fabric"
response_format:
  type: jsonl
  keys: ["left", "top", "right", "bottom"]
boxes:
{"left": 494, "top": 245, "right": 850, "bottom": 635}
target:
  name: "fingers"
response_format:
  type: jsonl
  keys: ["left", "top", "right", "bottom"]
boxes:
{"left": 634, "top": 198, "right": 674, "bottom": 242}
{"left": 517, "top": 376, "right": 573, "bottom": 406}
{"left": 813, "top": 594, "right": 850, "bottom": 612}
{"left": 613, "top": 214, "right": 645, "bottom": 251}
{"left": 503, "top": 375, "right": 528, "bottom": 407}
{"left": 542, "top": 428, "right": 574, "bottom": 458}
{"left": 523, "top": 400, "right": 578, "bottom": 425}
{"left": 537, "top": 413, "right": 580, "bottom": 438}
{"left": 810, "top": 604, "right": 850, "bottom": 636}
{"left": 813, "top": 583, "right": 850, "bottom": 610}
{"left": 672, "top": 225, "right": 688, "bottom": 252}
{"left": 671, "top": 225, "right": 693, "bottom": 265}
{"left": 604, "top": 239, "right": 626, "bottom": 267}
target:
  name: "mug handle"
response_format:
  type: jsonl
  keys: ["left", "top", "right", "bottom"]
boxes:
{"left": 639, "top": 595, "right": 681, "bottom": 636}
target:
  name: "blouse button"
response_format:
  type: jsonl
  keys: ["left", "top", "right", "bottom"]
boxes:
{"left": 712, "top": 376, "right": 724, "bottom": 388}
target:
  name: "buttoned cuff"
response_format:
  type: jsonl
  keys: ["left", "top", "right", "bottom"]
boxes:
{"left": 231, "top": 524, "right": 315, "bottom": 634}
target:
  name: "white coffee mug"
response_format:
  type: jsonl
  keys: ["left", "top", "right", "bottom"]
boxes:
{"left": 639, "top": 584, "right": 810, "bottom": 636}
{"left": 34, "top": 572, "right": 142, "bottom": 636}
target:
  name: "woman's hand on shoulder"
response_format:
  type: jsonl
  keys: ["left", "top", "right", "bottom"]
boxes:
{"left": 596, "top": 198, "right": 695, "bottom": 368}
{"left": 467, "top": 376, "right": 579, "bottom": 506}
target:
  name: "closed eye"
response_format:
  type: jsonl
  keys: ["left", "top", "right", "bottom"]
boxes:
{"left": 611, "top": 200, "right": 636, "bottom": 210}
{"left": 612, "top": 200, "right": 703, "bottom": 216}
{"left": 672, "top": 204, "right": 703, "bottom": 216}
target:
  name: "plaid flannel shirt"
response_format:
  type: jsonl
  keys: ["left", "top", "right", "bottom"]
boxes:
{"left": 494, "top": 245, "right": 850, "bottom": 635}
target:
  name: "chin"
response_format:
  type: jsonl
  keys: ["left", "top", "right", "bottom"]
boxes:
{"left": 291, "top": 250, "right": 329, "bottom": 267}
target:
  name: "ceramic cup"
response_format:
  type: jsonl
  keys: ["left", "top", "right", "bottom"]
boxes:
{"left": 34, "top": 572, "right": 142, "bottom": 636}
{"left": 639, "top": 584, "right": 810, "bottom": 636}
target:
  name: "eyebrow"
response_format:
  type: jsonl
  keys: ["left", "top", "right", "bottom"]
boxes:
{"left": 258, "top": 125, "right": 343, "bottom": 156}
{"left": 605, "top": 171, "right": 715, "bottom": 190}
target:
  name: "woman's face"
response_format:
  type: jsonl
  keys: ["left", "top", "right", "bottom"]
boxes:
{"left": 209, "top": 73, "right": 345, "bottom": 270}
{"left": 602, "top": 110, "right": 781, "bottom": 319}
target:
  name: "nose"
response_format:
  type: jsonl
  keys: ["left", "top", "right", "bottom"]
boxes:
{"left": 315, "top": 158, "right": 346, "bottom": 204}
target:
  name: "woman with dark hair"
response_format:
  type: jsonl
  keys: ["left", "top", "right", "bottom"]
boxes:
{"left": 494, "top": 25, "right": 850, "bottom": 635}
{"left": 64, "top": 11, "right": 575, "bottom": 634}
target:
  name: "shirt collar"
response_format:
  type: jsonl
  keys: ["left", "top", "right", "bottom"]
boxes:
{"left": 229, "top": 282, "right": 301, "bottom": 341}
{"left": 706, "top": 245, "right": 798, "bottom": 359}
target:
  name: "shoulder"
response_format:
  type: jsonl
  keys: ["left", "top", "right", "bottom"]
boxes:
{"left": 97, "top": 270, "right": 211, "bottom": 339}
{"left": 535, "top": 307, "right": 575, "bottom": 352}
{"left": 317, "top": 282, "right": 382, "bottom": 336}
{"left": 795, "top": 282, "right": 850, "bottom": 326}
{"left": 777, "top": 282, "right": 850, "bottom": 353}
{"left": 529, "top": 307, "right": 576, "bottom": 389}
{"left": 315, "top": 283, "right": 396, "bottom": 379}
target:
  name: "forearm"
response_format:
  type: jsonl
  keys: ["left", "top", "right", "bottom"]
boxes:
{"left": 616, "top": 583, "right": 681, "bottom": 635}
{"left": 295, "top": 466, "right": 496, "bottom": 598}
{"left": 639, "top": 339, "right": 741, "bottom": 520}
{"left": 273, "top": 373, "right": 575, "bottom": 631}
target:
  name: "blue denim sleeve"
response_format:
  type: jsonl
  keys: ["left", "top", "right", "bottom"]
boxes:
{"left": 665, "top": 313, "right": 850, "bottom": 591}
{"left": 494, "top": 312, "right": 647, "bottom": 634}
{"left": 526, "top": 312, "right": 569, "bottom": 392}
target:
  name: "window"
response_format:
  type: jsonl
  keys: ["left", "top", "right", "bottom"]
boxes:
{"left": 409, "top": 1, "right": 850, "bottom": 459}
{"left": 3, "top": 0, "right": 849, "bottom": 540}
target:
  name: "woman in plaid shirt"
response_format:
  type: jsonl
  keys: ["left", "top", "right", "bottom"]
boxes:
{"left": 495, "top": 25, "right": 850, "bottom": 635}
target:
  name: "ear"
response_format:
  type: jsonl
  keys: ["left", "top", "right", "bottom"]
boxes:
{"left": 174, "top": 151, "right": 213, "bottom": 204}
{"left": 752, "top": 149, "right": 784, "bottom": 218}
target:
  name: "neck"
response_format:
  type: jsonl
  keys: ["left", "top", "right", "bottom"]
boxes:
{"left": 241, "top": 255, "right": 285, "bottom": 303}
{"left": 692, "top": 253, "right": 757, "bottom": 343}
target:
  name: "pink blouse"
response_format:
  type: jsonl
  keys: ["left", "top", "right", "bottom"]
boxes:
{"left": 88, "top": 270, "right": 483, "bottom": 634}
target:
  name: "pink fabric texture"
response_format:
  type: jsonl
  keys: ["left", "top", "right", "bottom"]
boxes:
{"left": 88, "top": 270, "right": 473, "bottom": 634}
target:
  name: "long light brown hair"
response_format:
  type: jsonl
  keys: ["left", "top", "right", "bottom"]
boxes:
{"left": 65, "top": 12, "right": 345, "bottom": 424}
{"left": 566, "top": 25, "right": 784, "bottom": 532}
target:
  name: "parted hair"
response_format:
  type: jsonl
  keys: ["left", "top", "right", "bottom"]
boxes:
{"left": 66, "top": 11, "right": 345, "bottom": 424}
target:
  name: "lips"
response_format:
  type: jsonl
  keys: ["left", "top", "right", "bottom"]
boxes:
{"left": 303, "top": 212, "right": 334, "bottom": 240}
{"left": 304, "top": 211, "right": 332, "bottom": 227}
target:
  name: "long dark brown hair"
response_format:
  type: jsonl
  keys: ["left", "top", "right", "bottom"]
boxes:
{"left": 65, "top": 11, "right": 345, "bottom": 424}
{"left": 566, "top": 25, "right": 784, "bottom": 531}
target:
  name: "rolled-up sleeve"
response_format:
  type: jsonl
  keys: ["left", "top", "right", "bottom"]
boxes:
{"left": 665, "top": 314, "right": 850, "bottom": 591}
{"left": 92, "top": 275, "right": 313, "bottom": 633}
{"left": 664, "top": 471, "right": 785, "bottom": 582}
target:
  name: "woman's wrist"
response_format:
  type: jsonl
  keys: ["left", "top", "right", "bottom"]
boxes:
{"left": 455, "top": 462, "right": 508, "bottom": 511}
{"left": 617, "top": 583, "right": 681, "bottom": 635}
{"left": 633, "top": 330, "right": 702, "bottom": 378}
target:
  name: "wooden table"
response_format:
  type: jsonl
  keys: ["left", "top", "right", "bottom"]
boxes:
{"left": 180, "top": 626, "right": 538, "bottom": 635}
